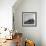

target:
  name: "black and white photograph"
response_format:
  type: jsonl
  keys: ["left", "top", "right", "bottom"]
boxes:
{"left": 22, "top": 12, "right": 37, "bottom": 27}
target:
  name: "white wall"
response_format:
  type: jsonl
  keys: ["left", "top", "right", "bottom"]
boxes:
{"left": 13, "top": 0, "right": 41, "bottom": 46}
{"left": 41, "top": 0, "right": 46, "bottom": 46}
{"left": 0, "top": 0, "right": 16, "bottom": 30}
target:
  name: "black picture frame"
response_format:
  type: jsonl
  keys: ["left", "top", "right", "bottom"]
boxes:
{"left": 22, "top": 12, "right": 37, "bottom": 27}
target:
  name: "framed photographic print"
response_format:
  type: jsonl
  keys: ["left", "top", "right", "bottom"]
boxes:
{"left": 22, "top": 12, "right": 37, "bottom": 27}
